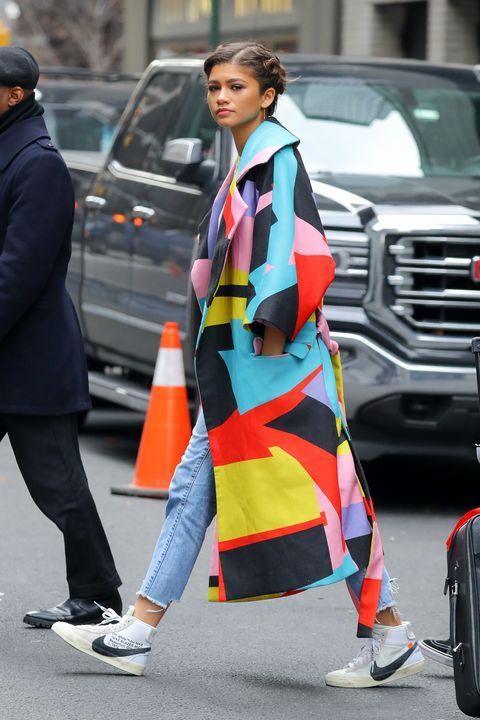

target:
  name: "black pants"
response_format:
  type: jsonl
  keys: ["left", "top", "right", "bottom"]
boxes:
{"left": 0, "top": 412, "right": 121, "bottom": 598}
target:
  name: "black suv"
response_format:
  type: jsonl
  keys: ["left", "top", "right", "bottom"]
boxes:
{"left": 71, "top": 56, "right": 480, "bottom": 460}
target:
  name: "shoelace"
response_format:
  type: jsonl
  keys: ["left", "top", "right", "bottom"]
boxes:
{"left": 345, "top": 638, "right": 382, "bottom": 670}
{"left": 75, "top": 604, "right": 123, "bottom": 631}
{"left": 94, "top": 603, "right": 122, "bottom": 626}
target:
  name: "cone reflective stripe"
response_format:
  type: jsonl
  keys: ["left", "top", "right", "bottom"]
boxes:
{"left": 111, "top": 322, "right": 192, "bottom": 498}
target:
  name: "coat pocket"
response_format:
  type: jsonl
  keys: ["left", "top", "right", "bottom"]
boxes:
{"left": 251, "top": 352, "right": 291, "bottom": 359}
{"left": 251, "top": 337, "right": 311, "bottom": 359}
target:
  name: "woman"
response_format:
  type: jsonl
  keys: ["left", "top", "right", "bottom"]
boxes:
{"left": 51, "top": 41, "right": 424, "bottom": 688}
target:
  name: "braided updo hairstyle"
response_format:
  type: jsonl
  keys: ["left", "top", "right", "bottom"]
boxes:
{"left": 204, "top": 41, "right": 287, "bottom": 116}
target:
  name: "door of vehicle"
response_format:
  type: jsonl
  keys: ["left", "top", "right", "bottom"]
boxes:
{"left": 129, "top": 71, "right": 223, "bottom": 377}
{"left": 81, "top": 67, "right": 192, "bottom": 365}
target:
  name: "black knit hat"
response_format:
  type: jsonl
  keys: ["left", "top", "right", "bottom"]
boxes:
{"left": 0, "top": 46, "right": 39, "bottom": 89}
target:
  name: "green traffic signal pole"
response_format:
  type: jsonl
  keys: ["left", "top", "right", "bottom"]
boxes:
{"left": 210, "top": 0, "right": 220, "bottom": 49}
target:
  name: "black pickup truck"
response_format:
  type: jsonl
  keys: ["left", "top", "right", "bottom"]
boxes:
{"left": 63, "top": 55, "right": 480, "bottom": 460}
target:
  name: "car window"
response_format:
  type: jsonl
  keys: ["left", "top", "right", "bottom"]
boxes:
{"left": 38, "top": 80, "right": 136, "bottom": 154}
{"left": 165, "top": 74, "right": 219, "bottom": 164}
{"left": 115, "top": 70, "right": 191, "bottom": 174}
{"left": 44, "top": 105, "right": 116, "bottom": 152}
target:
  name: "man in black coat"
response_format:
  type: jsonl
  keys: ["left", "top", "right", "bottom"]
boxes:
{"left": 0, "top": 47, "right": 122, "bottom": 627}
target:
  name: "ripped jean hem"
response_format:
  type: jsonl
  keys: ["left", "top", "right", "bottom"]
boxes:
{"left": 135, "top": 591, "right": 171, "bottom": 610}
{"left": 377, "top": 601, "right": 397, "bottom": 613}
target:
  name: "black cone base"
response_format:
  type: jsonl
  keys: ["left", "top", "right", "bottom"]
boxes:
{"left": 110, "top": 484, "right": 169, "bottom": 499}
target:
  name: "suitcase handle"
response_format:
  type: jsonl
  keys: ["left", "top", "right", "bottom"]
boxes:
{"left": 450, "top": 582, "right": 465, "bottom": 668}
{"left": 450, "top": 582, "right": 458, "bottom": 649}
{"left": 472, "top": 338, "right": 480, "bottom": 464}
{"left": 472, "top": 337, "right": 480, "bottom": 409}
{"left": 450, "top": 581, "right": 463, "bottom": 667}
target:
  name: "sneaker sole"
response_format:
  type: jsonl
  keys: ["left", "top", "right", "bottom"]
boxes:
{"left": 325, "top": 658, "right": 425, "bottom": 688}
{"left": 51, "top": 623, "right": 145, "bottom": 676}
{"left": 418, "top": 641, "right": 453, "bottom": 669}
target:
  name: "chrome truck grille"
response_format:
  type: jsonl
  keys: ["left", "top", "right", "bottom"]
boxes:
{"left": 326, "top": 229, "right": 369, "bottom": 303}
{"left": 387, "top": 234, "right": 480, "bottom": 336}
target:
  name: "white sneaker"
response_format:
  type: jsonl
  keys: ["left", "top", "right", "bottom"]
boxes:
{"left": 325, "top": 621, "right": 425, "bottom": 688}
{"left": 51, "top": 606, "right": 156, "bottom": 676}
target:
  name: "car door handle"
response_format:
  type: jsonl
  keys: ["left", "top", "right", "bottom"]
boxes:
{"left": 85, "top": 195, "right": 107, "bottom": 209}
{"left": 131, "top": 205, "right": 156, "bottom": 221}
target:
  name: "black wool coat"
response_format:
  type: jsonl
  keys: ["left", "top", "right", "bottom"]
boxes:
{"left": 0, "top": 116, "right": 90, "bottom": 414}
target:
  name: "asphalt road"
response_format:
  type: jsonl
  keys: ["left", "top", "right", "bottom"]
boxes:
{"left": 1, "top": 409, "right": 479, "bottom": 720}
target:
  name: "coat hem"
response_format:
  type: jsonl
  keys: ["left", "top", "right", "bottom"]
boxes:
{"left": 0, "top": 400, "right": 91, "bottom": 415}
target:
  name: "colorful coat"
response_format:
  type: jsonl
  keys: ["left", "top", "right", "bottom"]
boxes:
{"left": 191, "top": 118, "right": 383, "bottom": 638}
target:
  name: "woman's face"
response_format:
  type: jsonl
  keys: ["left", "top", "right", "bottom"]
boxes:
{"left": 206, "top": 63, "right": 274, "bottom": 129}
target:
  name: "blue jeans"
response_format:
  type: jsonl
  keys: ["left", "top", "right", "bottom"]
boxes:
{"left": 138, "top": 412, "right": 395, "bottom": 613}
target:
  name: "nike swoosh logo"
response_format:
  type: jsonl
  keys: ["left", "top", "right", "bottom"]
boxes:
{"left": 370, "top": 642, "right": 418, "bottom": 682}
{"left": 92, "top": 636, "right": 151, "bottom": 658}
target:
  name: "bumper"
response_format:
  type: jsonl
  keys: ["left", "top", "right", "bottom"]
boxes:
{"left": 333, "top": 332, "right": 479, "bottom": 460}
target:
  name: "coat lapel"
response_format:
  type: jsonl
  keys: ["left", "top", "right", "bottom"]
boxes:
{"left": 201, "top": 119, "right": 299, "bottom": 310}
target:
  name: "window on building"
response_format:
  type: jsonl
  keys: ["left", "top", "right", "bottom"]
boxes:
{"left": 374, "top": 1, "right": 427, "bottom": 60}
{"left": 401, "top": 1, "right": 427, "bottom": 59}
{"left": 158, "top": 0, "right": 211, "bottom": 24}
{"left": 235, "top": 0, "right": 293, "bottom": 16}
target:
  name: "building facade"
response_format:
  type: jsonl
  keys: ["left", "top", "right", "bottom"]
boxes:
{"left": 122, "top": 0, "right": 480, "bottom": 72}
{"left": 342, "top": 0, "right": 480, "bottom": 64}
{"left": 122, "top": 0, "right": 340, "bottom": 70}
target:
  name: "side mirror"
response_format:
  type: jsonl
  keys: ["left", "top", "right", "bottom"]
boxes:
{"left": 162, "top": 138, "right": 203, "bottom": 169}
{"left": 162, "top": 137, "right": 217, "bottom": 187}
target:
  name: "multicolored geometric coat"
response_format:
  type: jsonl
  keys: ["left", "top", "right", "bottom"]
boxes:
{"left": 191, "top": 118, "right": 383, "bottom": 638}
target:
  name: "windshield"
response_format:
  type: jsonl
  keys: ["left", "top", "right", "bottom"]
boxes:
{"left": 42, "top": 104, "right": 120, "bottom": 153}
{"left": 276, "top": 69, "right": 480, "bottom": 178}
{"left": 37, "top": 81, "right": 136, "bottom": 153}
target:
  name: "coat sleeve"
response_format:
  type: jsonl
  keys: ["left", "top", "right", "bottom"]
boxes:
{"left": 0, "top": 150, "right": 74, "bottom": 343}
{"left": 244, "top": 145, "right": 335, "bottom": 342}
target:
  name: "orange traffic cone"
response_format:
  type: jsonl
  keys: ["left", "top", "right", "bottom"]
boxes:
{"left": 111, "top": 322, "right": 192, "bottom": 498}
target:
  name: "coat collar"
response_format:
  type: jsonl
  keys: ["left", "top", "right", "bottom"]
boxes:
{"left": 0, "top": 116, "right": 50, "bottom": 171}
{"left": 211, "top": 118, "right": 299, "bottom": 242}
{"left": 236, "top": 117, "right": 299, "bottom": 182}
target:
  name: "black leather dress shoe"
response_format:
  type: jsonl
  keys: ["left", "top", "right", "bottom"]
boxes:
{"left": 23, "top": 590, "right": 122, "bottom": 628}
